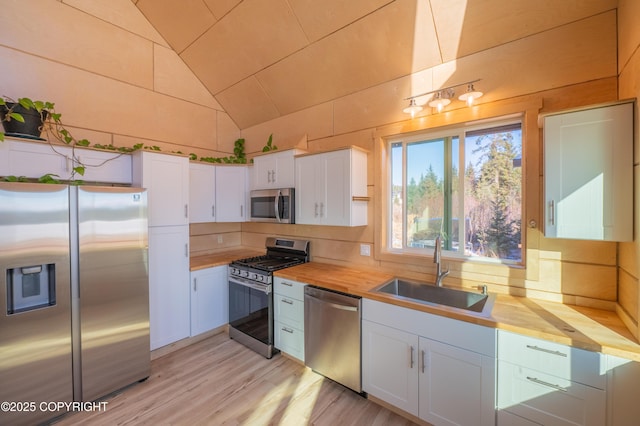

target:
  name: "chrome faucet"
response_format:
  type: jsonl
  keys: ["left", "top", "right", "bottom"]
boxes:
{"left": 433, "top": 235, "right": 449, "bottom": 287}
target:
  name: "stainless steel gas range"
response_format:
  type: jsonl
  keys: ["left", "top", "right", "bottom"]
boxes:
{"left": 228, "top": 237, "right": 310, "bottom": 358}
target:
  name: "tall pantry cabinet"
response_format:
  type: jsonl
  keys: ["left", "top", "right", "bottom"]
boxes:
{"left": 132, "top": 151, "right": 190, "bottom": 350}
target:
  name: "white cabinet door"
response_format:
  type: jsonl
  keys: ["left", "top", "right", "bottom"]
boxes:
{"left": 252, "top": 150, "right": 301, "bottom": 190}
{"left": 74, "top": 148, "right": 132, "bottom": 184}
{"left": 544, "top": 102, "right": 633, "bottom": 241}
{"left": 190, "top": 265, "right": 228, "bottom": 336}
{"left": 252, "top": 154, "right": 278, "bottom": 189}
{"left": 148, "top": 225, "right": 190, "bottom": 350}
{"left": 0, "top": 138, "right": 72, "bottom": 180}
{"left": 295, "top": 148, "right": 367, "bottom": 226}
{"left": 295, "top": 154, "right": 322, "bottom": 224}
{"left": 215, "top": 166, "right": 247, "bottom": 222}
{"left": 420, "top": 337, "right": 495, "bottom": 426}
{"left": 362, "top": 319, "right": 419, "bottom": 416}
{"left": 189, "top": 162, "right": 216, "bottom": 223}
{"left": 132, "top": 151, "right": 189, "bottom": 227}
{"left": 324, "top": 149, "right": 349, "bottom": 226}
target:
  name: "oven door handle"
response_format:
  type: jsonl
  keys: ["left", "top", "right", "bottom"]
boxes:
{"left": 229, "top": 276, "right": 272, "bottom": 294}
{"left": 275, "top": 190, "right": 282, "bottom": 223}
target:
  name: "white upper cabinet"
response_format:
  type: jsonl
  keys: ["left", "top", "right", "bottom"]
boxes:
{"left": 0, "top": 138, "right": 132, "bottom": 184}
{"left": 0, "top": 138, "right": 72, "bottom": 180}
{"left": 189, "top": 162, "right": 216, "bottom": 223}
{"left": 73, "top": 148, "right": 132, "bottom": 184}
{"left": 251, "top": 149, "right": 304, "bottom": 190}
{"left": 189, "top": 163, "right": 247, "bottom": 223}
{"left": 215, "top": 166, "right": 247, "bottom": 222}
{"left": 132, "top": 151, "right": 189, "bottom": 227}
{"left": 295, "top": 147, "right": 368, "bottom": 226}
{"left": 543, "top": 101, "right": 633, "bottom": 241}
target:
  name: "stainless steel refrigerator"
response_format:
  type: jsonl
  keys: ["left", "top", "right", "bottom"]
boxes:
{"left": 0, "top": 183, "right": 150, "bottom": 426}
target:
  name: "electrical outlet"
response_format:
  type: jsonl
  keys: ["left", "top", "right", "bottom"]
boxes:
{"left": 360, "top": 244, "right": 371, "bottom": 256}
{"left": 217, "top": 235, "right": 223, "bottom": 244}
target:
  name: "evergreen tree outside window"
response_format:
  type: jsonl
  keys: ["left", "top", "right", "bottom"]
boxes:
{"left": 389, "top": 120, "right": 522, "bottom": 263}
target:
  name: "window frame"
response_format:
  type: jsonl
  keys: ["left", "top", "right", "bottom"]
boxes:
{"left": 381, "top": 115, "right": 525, "bottom": 266}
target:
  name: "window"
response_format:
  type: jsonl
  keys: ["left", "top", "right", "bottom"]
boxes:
{"left": 389, "top": 120, "right": 523, "bottom": 263}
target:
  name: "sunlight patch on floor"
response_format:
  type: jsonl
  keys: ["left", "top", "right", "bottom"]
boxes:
{"left": 242, "top": 367, "right": 323, "bottom": 425}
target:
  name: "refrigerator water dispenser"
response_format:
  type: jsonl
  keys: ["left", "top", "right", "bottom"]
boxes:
{"left": 6, "top": 264, "right": 56, "bottom": 314}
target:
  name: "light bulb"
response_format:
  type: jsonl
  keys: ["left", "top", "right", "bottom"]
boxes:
{"left": 458, "top": 83, "right": 483, "bottom": 107}
{"left": 403, "top": 98, "right": 423, "bottom": 117}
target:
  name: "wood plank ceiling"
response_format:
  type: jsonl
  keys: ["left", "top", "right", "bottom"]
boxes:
{"left": 134, "top": 0, "right": 615, "bottom": 130}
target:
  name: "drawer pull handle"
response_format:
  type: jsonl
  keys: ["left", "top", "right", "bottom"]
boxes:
{"left": 282, "top": 282, "right": 293, "bottom": 287}
{"left": 281, "top": 298, "right": 293, "bottom": 305}
{"left": 526, "top": 376, "right": 567, "bottom": 392}
{"left": 282, "top": 327, "right": 294, "bottom": 334}
{"left": 526, "top": 344, "right": 567, "bottom": 357}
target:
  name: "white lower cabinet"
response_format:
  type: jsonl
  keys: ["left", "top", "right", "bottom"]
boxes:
{"left": 190, "top": 265, "right": 228, "bottom": 337}
{"left": 362, "top": 319, "right": 419, "bottom": 414}
{"left": 497, "top": 330, "right": 606, "bottom": 426}
{"left": 362, "top": 298, "right": 495, "bottom": 426}
{"left": 273, "top": 277, "right": 306, "bottom": 362}
{"left": 148, "top": 225, "right": 190, "bottom": 350}
{"left": 420, "top": 337, "right": 496, "bottom": 426}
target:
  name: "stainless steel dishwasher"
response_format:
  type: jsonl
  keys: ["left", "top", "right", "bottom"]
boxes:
{"left": 304, "top": 285, "right": 362, "bottom": 393}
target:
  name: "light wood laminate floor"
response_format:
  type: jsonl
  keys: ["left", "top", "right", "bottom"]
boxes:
{"left": 54, "top": 332, "right": 418, "bottom": 425}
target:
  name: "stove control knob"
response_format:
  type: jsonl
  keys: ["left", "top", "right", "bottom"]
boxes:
{"left": 250, "top": 273, "right": 257, "bottom": 280}
{"left": 242, "top": 270, "right": 249, "bottom": 278}
{"left": 256, "top": 275, "right": 263, "bottom": 282}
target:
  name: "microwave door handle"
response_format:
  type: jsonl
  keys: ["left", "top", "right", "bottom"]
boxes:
{"left": 275, "top": 190, "right": 282, "bottom": 223}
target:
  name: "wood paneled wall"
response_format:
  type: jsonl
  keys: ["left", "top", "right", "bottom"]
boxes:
{"left": 0, "top": 1, "right": 240, "bottom": 161}
{"left": 3, "top": 2, "right": 634, "bottom": 320}
{"left": 617, "top": 0, "right": 640, "bottom": 339}
{"left": 233, "top": 12, "right": 625, "bottom": 311}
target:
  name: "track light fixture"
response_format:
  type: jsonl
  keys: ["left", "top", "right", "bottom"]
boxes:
{"left": 403, "top": 79, "right": 483, "bottom": 116}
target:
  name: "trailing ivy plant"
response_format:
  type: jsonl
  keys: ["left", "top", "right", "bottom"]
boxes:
{"left": 1, "top": 95, "right": 260, "bottom": 183}
{"left": 193, "top": 138, "right": 248, "bottom": 164}
{"left": 0, "top": 95, "right": 154, "bottom": 182}
{"left": 262, "top": 134, "right": 277, "bottom": 152}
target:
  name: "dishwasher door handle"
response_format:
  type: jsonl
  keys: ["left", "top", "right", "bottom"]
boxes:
{"left": 305, "top": 293, "right": 358, "bottom": 312}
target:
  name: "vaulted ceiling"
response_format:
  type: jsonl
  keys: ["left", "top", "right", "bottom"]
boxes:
{"left": 134, "top": 0, "right": 616, "bottom": 130}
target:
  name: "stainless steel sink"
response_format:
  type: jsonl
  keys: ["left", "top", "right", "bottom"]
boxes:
{"left": 374, "top": 278, "right": 495, "bottom": 315}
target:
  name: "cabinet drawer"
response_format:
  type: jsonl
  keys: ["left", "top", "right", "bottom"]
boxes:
{"left": 274, "top": 321, "right": 304, "bottom": 362}
{"left": 498, "top": 330, "right": 605, "bottom": 389}
{"left": 274, "top": 277, "right": 306, "bottom": 300}
{"left": 497, "top": 410, "right": 541, "bottom": 426}
{"left": 497, "top": 361, "right": 605, "bottom": 426}
{"left": 274, "top": 294, "right": 304, "bottom": 329}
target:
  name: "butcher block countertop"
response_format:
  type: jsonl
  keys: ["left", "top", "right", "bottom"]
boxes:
{"left": 190, "top": 249, "right": 263, "bottom": 271}
{"left": 275, "top": 262, "right": 640, "bottom": 362}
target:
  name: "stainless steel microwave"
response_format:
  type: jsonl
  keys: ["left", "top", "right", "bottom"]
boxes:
{"left": 249, "top": 188, "right": 295, "bottom": 223}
